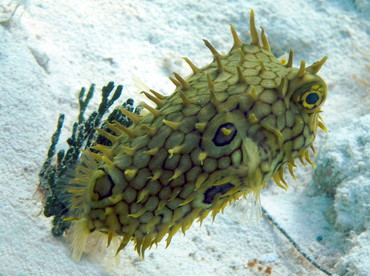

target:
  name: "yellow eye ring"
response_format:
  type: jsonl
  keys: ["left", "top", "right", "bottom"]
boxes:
{"left": 295, "top": 86, "right": 325, "bottom": 113}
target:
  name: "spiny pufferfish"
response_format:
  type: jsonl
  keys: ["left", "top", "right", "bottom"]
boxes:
{"left": 65, "top": 9, "right": 328, "bottom": 260}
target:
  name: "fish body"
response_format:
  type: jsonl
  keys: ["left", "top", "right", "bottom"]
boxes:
{"left": 66, "top": 10, "right": 328, "bottom": 260}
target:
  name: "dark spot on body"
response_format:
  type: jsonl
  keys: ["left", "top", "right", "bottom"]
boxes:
{"left": 213, "top": 123, "right": 237, "bottom": 146}
{"left": 203, "top": 182, "right": 234, "bottom": 204}
{"left": 94, "top": 170, "right": 114, "bottom": 199}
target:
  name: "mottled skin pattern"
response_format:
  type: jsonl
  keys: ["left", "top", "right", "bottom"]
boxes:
{"left": 67, "top": 10, "right": 328, "bottom": 260}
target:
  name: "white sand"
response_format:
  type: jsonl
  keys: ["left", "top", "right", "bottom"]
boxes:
{"left": 0, "top": 0, "right": 369, "bottom": 275}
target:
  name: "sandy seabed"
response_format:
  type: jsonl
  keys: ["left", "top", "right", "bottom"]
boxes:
{"left": 0, "top": 0, "right": 369, "bottom": 275}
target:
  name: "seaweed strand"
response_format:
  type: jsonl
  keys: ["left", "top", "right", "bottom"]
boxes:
{"left": 39, "top": 82, "right": 139, "bottom": 236}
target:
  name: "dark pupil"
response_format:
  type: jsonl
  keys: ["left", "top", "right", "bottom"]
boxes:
{"left": 306, "top": 92, "right": 319, "bottom": 105}
{"left": 212, "top": 123, "right": 237, "bottom": 146}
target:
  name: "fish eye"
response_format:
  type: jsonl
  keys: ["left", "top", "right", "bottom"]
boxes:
{"left": 305, "top": 92, "right": 319, "bottom": 105}
{"left": 295, "top": 84, "right": 326, "bottom": 113}
{"left": 213, "top": 123, "right": 237, "bottom": 146}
